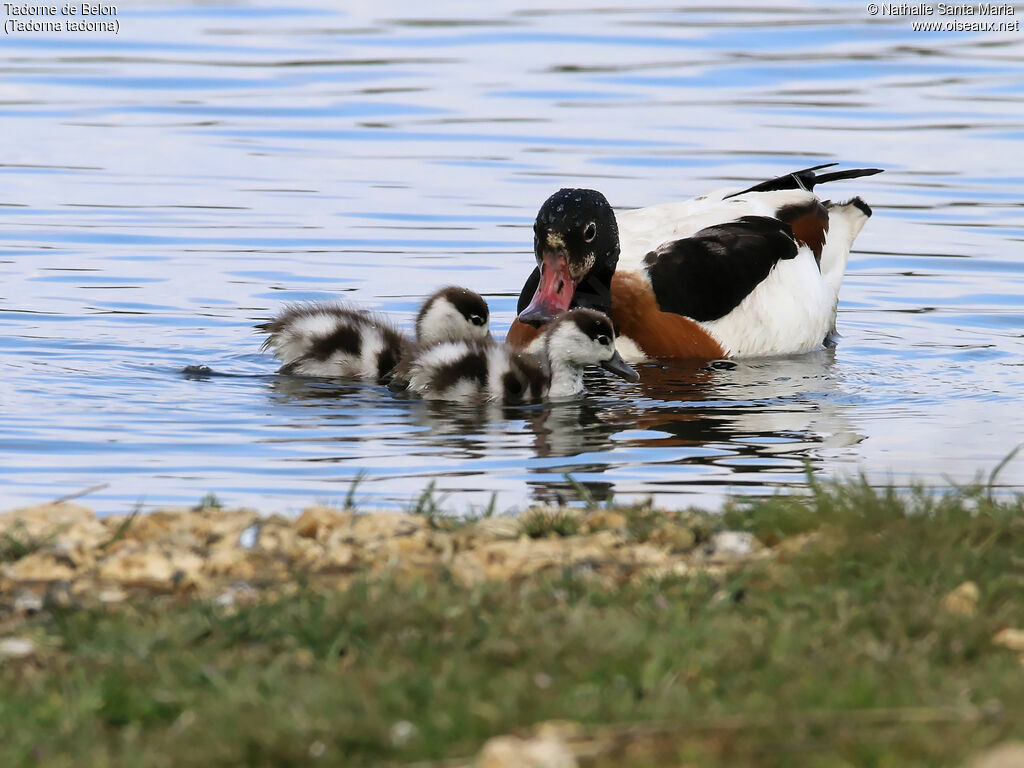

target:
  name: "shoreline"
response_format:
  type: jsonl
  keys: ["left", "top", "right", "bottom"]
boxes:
{"left": 2, "top": 480, "right": 1023, "bottom": 767}
{"left": 1, "top": 496, "right": 765, "bottom": 608}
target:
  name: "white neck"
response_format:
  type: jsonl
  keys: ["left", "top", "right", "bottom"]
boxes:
{"left": 547, "top": 361, "right": 584, "bottom": 398}
{"left": 543, "top": 334, "right": 586, "bottom": 398}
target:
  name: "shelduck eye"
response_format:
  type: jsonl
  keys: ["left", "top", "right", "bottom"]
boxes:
{"left": 596, "top": 334, "right": 611, "bottom": 346}
{"left": 583, "top": 222, "right": 597, "bottom": 242}
{"left": 469, "top": 315, "right": 485, "bottom": 326}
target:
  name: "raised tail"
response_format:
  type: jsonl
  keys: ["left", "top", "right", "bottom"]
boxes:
{"left": 725, "top": 164, "right": 884, "bottom": 198}
{"left": 819, "top": 197, "right": 872, "bottom": 298}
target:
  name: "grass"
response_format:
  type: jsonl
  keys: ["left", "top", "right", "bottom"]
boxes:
{"left": 0, "top": 525, "right": 51, "bottom": 564}
{"left": 409, "top": 480, "right": 447, "bottom": 525}
{"left": 519, "top": 507, "right": 582, "bottom": 538}
{"left": 192, "top": 492, "right": 222, "bottom": 512}
{"left": 98, "top": 503, "right": 142, "bottom": 552}
{"left": 1, "top": 479, "right": 1023, "bottom": 767}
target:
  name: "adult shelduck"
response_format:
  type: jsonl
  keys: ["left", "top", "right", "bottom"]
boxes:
{"left": 258, "top": 286, "right": 490, "bottom": 380}
{"left": 506, "top": 164, "right": 882, "bottom": 361}
{"left": 403, "top": 308, "right": 638, "bottom": 403}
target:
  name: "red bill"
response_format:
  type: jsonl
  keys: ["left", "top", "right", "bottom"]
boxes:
{"left": 517, "top": 249, "right": 578, "bottom": 326}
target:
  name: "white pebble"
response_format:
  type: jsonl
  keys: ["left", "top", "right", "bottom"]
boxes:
{"left": 0, "top": 637, "right": 37, "bottom": 660}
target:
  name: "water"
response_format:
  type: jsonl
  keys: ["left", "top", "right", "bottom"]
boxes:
{"left": 2, "top": 1, "right": 1022, "bottom": 515}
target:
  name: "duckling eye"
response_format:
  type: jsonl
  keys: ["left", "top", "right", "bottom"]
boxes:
{"left": 469, "top": 315, "right": 485, "bottom": 327}
{"left": 596, "top": 334, "right": 610, "bottom": 346}
{"left": 583, "top": 222, "right": 597, "bottom": 242}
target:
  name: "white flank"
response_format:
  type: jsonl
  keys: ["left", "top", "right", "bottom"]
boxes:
{"left": 700, "top": 245, "right": 834, "bottom": 357}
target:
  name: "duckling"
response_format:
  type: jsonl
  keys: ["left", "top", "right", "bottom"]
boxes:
{"left": 404, "top": 308, "right": 639, "bottom": 403}
{"left": 257, "top": 286, "right": 490, "bottom": 380}
{"left": 257, "top": 303, "right": 404, "bottom": 379}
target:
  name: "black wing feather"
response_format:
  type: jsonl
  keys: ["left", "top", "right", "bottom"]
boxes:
{"left": 724, "top": 165, "right": 883, "bottom": 198}
{"left": 644, "top": 216, "right": 798, "bottom": 322}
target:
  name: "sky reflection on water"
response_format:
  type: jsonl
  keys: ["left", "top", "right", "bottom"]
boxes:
{"left": 1, "top": 1, "right": 1022, "bottom": 514}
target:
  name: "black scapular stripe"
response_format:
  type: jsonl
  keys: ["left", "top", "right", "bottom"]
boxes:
{"left": 643, "top": 216, "right": 799, "bottom": 322}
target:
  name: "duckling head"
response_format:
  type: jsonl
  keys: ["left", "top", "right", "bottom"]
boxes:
{"left": 416, "top": 286, "right": 491, "bottom": 345}
{"left": 543, "top": 308, "right": 639, "bottom": 396}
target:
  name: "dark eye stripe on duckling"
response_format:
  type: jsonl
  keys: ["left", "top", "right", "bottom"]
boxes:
{"left": 442, "top": 286, "right": 489, "bottom": 323}
{"left": 568, "top": 309, "right": 615, "bottom": 341}
{"left": 643, "top": 215, "right": 799, "bottom": 323}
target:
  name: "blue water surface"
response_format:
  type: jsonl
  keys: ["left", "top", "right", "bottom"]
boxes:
{"left": 1, "top": 0, "right": 1022, "bottom": 514}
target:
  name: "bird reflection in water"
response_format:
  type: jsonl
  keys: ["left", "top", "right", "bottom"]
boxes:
{"left": 607, "top": 350, "right": 863, "bottom": 453}
{"left": 522, "top": 351, "right": 863, "bottom": 505}
{"left": 267, "top": 375, "right": 370, "bottom": 406}
{"left": 262, "top": 349, "right": 864, "bottom": 507}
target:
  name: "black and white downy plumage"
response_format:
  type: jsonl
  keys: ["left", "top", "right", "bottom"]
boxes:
{"left": 257, "top": 286, "right": 490, "bottom": 380}
{"left": 403, "top": 308, "right": 639, "bottom": 403}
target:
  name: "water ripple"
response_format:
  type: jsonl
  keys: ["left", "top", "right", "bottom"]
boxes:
{"left": 2, "top": 0, "right": 1022, "bottom": 513}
